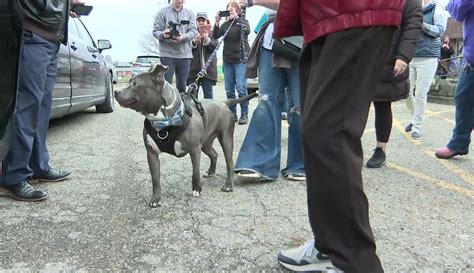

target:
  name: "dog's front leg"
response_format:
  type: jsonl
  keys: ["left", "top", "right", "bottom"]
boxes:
{"left": 189, "top": 147, "right": 202, "bottom": 197}
{"left": 146, "top": 148, "right": 162, "bottom": 207}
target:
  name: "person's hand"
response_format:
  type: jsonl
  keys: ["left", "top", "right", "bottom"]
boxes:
{"left": 215, "top": 12, "right": 221, "bottom": 24}
{"left": 173, "top": 34, "right": 184, "bottom": 42}
{"left": 442, "top": 43, "right": 449, "bottom": 49}
{"left": 162, "top": 28, "right": 171, "bottom": 39}
{"left": 193, "top": 33, "right": 201, "bottom": 44}
{"left": 393, "top": 59, "right": 408, "bottom": 77}
{"left": 70, "top": 0, "right": 84, "bottom": 17}
{"left": 201, "top": 30, "right": 209, "bottom": 40}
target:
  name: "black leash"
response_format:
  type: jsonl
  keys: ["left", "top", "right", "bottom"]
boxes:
{"left": 185, "top": 18, "right": 237, "bottom": 116}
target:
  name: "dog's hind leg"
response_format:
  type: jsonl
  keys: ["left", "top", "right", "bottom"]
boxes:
{"left": 218, "top": 132, "right": 235, "bottom": 192}
{"left": 189, "top": 147, "right": 203, "bottom": 197}
{"left": 202, "top": 142, "right": 218, "bottom": 178}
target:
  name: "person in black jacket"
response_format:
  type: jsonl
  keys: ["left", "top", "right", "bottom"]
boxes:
{"left": 0, "top": 0, "right": 80, "bottom": 202}
{"left": 187, "top": 12, "right": 218, "bottom": 99}
{"left": 213, "top": 1, "right": 250, "bottom": 124}
{"left": 366, "top": 0, "right": 423, "bottom": 168}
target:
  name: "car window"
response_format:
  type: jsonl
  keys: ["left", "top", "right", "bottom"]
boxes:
{"left": 73, "top": 18, "right": 96, "bottom": 48}
{"left": 68, "top": 18, "right": 80, "bottom": 39}
{"left": 135, "top": 57, "right": 160, "bottom": 64}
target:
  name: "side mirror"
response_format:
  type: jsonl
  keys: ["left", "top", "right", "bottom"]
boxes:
{"left": 97, "top": 39, "right": 112, "bottom": 53}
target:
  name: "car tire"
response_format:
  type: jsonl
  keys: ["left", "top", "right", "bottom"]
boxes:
{"left": 96, "top": 73, "right": 114, "bottom": 113}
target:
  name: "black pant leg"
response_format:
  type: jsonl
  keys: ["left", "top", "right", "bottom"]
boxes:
{"left": 373, "top": 101, "right": 393, "bottom": 143}
{"left": 299, "top": 27, "right": 395, "bottom": 273}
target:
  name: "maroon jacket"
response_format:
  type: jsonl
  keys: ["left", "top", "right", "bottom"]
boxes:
{"left": 274, "top": 0, "right": 406, "bottom": 43}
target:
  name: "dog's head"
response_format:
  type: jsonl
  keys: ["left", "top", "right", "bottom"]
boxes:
{"left": 115, "top": 64, "right": 173, "bottom": 115}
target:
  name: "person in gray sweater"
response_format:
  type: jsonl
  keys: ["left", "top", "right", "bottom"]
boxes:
{"left": 153, "top": 0, "right": 197, "bottom": 93}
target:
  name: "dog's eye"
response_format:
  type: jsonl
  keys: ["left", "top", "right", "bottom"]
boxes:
{"left": 132, "top": 80, "right": 137, "bottom": 87}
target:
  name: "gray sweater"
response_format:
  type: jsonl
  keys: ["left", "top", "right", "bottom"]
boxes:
{"left": 153, "top": 6, "right": 197, "bottom": 59}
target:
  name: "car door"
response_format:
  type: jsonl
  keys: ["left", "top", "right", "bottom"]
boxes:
{"left": 69, "top": 17, "right": 104, "bottom": 112}
{"left": 50, "top": 40, "right": 73, "bottom": 118}
{"left": 0, "top": 0, "right": 21, "bottom": 161}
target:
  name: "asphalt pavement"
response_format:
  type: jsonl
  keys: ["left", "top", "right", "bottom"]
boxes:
{"left": 0, "top": 83, "right": 472, "bottom": 272}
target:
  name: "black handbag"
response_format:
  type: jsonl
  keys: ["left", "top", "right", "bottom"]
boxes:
{"left": 271, "top": 36, "right": 304, "bottom": 62}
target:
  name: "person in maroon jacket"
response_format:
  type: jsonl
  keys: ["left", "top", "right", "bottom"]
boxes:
{"left": 267, "top": 0, "right": 404, "bottom": 272}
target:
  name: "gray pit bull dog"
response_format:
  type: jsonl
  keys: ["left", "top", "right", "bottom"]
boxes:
{"left": 114, "top": 64, "right": 257, "bottom": 207}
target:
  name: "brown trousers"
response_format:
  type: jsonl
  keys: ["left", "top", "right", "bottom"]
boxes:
{"left": 299, "top": 27, "right": 395, "bottom": 273}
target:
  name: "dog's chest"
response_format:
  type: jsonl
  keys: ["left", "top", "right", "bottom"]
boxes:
{"left": 146, "top": 135, "right": 187, "bottom": 157}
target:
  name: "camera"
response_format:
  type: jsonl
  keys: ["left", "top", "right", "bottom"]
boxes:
{"left": 218, "top": 10, "right": 231, "bottom": 17}
{"left": 167, "top": 20, "right": 190, "bottom": 40}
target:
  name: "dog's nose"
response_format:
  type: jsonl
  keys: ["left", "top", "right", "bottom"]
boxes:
{"left": 114, "top": 90, "right": 121, "bottom": 96}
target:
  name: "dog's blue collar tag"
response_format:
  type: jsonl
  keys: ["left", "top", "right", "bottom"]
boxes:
{"left": 147, "top": 99, "right": 185, "bottom": 130}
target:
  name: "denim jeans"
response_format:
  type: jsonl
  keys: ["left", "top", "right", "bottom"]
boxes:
{"left": 223, "top": 62, "right": 248, "bottom": 116}
{"left": 160, "top": 57, "right": 192, "bottom": 93}
{"left": 447, "top": 65, "right": 474, "bottom": 152}
{"left": 1, "top": 32, "right": 59, "bottom": 186}
{"left": 235, "top": 48, "right": 304, "bottom": 179}
{"left": 187, "top": 78, "right": 214, "bottom": 99}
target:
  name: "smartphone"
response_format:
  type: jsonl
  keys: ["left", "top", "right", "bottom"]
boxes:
{"left": 71, "top": 4, "right": 93, "bottom": 16}
{"left": 218, "top": 10, "right": 231, "bottom": 17}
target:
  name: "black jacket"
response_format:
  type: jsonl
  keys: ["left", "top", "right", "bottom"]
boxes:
{"left": 213, "top": 17, "right": 250, "bottom": 64}
{"left": 374, "top": 0, "right": 423, "bottom": 102}
{"left": 20, "top": 0, "right": 70, "bottom": 44}
{"left": 188, "top": 34, "right": 218, "bottom": 82}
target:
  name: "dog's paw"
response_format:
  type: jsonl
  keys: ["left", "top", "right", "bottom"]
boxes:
{"left": 221, "top": 186, "right": 234, "bottom": 192}
{"left": 192, "top": 191, "right": 201, "bottom": 197}
{"left": 147, "top": 200, "right": 162, "bottom": 208}
{"left": 202, "top": 172, "right": 215, "bottom": 178}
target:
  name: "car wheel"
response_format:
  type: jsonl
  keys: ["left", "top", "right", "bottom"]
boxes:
{"left": 96, "top": 73, "right": 114, "bottom": 113}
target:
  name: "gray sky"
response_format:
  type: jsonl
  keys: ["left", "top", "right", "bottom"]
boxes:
{"left": 81, "top": 0, "right": 265, "bottom": 63}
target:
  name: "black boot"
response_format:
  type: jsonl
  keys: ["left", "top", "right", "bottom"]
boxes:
{"left": 366, "top": 147, "right": 386, "bottom": 168}
{"left": 1, "top": 181, "right": 48, "bottom": 202}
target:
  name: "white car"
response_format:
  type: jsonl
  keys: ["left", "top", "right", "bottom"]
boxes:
{"left": 132, "top": 55, "right": 160, "bottom": 76}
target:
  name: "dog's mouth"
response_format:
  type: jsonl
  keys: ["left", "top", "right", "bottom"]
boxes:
{"left": 115, "top": 95, "right": 138, "bottom": 108}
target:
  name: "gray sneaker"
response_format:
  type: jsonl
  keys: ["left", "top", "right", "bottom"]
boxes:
{"left": 411, "top": 131, "right": 421, "bottom": 139}
{"left": 277, "top": 239, "right": 342, "bottom": 272}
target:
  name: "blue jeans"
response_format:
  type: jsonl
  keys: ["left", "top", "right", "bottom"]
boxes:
{"left": 1, "top": 31, "right": 59, "bottom": 186}
{"left": 160, "top": 57, "right": 192, "bottom": 93}
{"left": 235, "top": 48, "right": 304, "bottom": 179}
{"left": 187, "top": 78, "right": 214, "bottom": 99}
{"left": 223, "top": 62, "right": 248, "bottom": 116}
{"left": 447, "top": 65, "right": 474, "bottom": 152}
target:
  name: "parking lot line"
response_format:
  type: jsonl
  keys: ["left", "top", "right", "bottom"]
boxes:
{"left": 392, "top": 117, "right": 473, "bottom": 190}
{"left": 388, "top": 162, "right": 474, "bottom": 197}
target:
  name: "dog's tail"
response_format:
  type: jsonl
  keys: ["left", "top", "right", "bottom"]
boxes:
{"left": 223, "top": 92, "right": 258, "bottom": 107}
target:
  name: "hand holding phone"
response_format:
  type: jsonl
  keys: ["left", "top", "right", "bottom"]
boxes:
{"left": 218, "top": 10, "right": 231, "bottom": 17}
{"left": 71, "top": 4, "right": 93, "bottom": 16}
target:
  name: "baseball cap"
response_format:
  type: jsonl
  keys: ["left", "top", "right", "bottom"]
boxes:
{"left": 196, "top": 12, "right": 208, "bottom": 20}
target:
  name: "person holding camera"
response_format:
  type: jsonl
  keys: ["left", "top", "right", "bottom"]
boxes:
{"left": 0, "top": 0, "right": 84, "bottom": 202}
{"left": 153, "top": 0, "right": 197, "bottom": 93}
{"left": 186, "top": 12, "right": 218, "bottom": 99}
{"left": 213, "top": 1, "right": 250, "bottom": 124}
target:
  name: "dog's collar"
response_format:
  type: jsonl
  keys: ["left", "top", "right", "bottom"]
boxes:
{"left": 146, "top": 98, "right": 185, "bottom": 130}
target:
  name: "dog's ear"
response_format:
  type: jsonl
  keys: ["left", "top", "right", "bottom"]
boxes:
{"left": 150, "top": 64, "right": 168, "bottom": 86}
